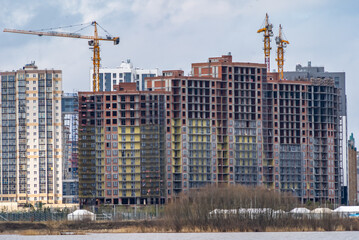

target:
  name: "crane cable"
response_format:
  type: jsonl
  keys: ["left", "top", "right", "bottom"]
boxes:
{"left": 73, "top": 24, "right": 93, "bottom": 34}
{"left": 33, "top": 22, "right": 115, "bottom": 38}
{"left": 32, "top": 22, "right": 92, "bottom": 33}
{"left": 96, "top": 22, "right": 113, "bottom": 37}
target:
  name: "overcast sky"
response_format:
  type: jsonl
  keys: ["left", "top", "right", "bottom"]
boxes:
{"left": 0, "top": 0, "right": 358, "bottom": 139}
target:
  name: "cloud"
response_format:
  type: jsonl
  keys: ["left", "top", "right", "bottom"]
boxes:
{"left": 0, "top": 0, "right": 37, "bottom": 27}
{"left": 1, "top": 0, "right": 359, "bottom": 138}
{"left": 58, "top": 0, "right": 127, "bottom": 23}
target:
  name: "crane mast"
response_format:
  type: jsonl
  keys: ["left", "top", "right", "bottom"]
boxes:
{"left": 4, "top": 21, "right": 119, "bottom": 92}
{"left": 92, "top": 22, "right": 100, "bottom": 92}
{"left": 275, "top": 24, "right": 289, "bottom": 80}
{"left": 257, "top": 13, "right": 273, "bottom": 72}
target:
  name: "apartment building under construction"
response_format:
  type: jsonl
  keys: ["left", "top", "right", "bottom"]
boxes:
{"left": 147, "top": 56, "right": 268, "bottom": 202}
{"left": 147, "top": 54, "right": 342, "bottom": 204}
{"left": 264, "top": 73, "right": 341, "bottom": 203}
{"left": 147, "top": 70, "right": 224, "bottom": 200}
{"left": 78, "top": 83, "right": 168, "bottom": 205}
{"left": 78, "top": 54, "right": 343, "bottom": 205}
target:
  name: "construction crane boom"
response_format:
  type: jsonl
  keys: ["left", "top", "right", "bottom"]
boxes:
{"left": 3, "top": 21, "right": 119, "bottom": 92}
{"left": 257, "top": 13, "right": 273, "bottom": 72}
{"left": 275, "top": 24, "right": 289, "bottom": 80}
{"left": 3, "top": 29, "right": 119, "bottom": 42}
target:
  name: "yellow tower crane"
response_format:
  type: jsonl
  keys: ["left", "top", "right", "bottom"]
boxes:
{"left": 275, "top": 24, "right": 289, "bottom": 80}
{"left": 4, "top": 21, "right": 120, "bottom": 92}
{"left": 257, "top": 13, "right": 273, "bottom": 73}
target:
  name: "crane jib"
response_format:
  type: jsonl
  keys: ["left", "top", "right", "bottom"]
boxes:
{"left": 3, "top": 22, "right": 120, "bottom": 92}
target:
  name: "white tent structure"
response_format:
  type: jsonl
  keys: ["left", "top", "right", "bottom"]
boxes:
{"left": 311, "top": 208, "right": 333, "bottom": 214}
{"left": 67, "top": 209, "right": 96, "bottom": 221}
{"left": 209, "top": 208, "right": 274, "bottom": 219}
{"left": 290, "top": 208, "right": 310, "bottom": 214}
{"left": 334, "top": 206, "right": 359, "bottom": 214}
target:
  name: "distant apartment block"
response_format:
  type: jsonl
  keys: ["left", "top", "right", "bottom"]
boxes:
{"left": 348, "top": 133, "right": 357, "bottom": 205}
{"left": 90, "top": 59, "right": 160, "bottom": 91}
{"left": 78, "top": 83, "right": 168, "bottom": 205}
{"left": 357, "top": 152, "right": 359, "bottom": 204}
{"left": 0, "top": 62, "right": 63, "bottom": 204}
{"left": 62, "top": 93, "right": 79, "bottom": 203}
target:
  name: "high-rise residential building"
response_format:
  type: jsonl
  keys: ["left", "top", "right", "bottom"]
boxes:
{"left": 78, "top": 83, "right": 168, "bottom": 205}
{"left": 191, "top": 55, "right": 264, "bottom": 189}
{"left": 148, "top": 54, "right": 342, "bottom": 204}
{"left": 264, "top": 73, "right": 341, "bottom": 204}
{"left": 90, "top": 59, "right": 160, "bottom": 91}
{"left": 147, "top": 70, "right": 224, "bottom": 200}
{"left": 79, "top": 54, "right": 344, "bottom": 205}
{"left": 62, "top": 93, "right": 79, "bottom": 203}
{"left": 348, "top": 133, "right": 357, "bottom": 205}
{"left": 284, "top": 62, "right": 347, "bottom": 193}
{"left": 0, "top": 62, "right": 63, "bottom": 204}
{"left": 148, "top": 56, "right": 268, "bottom": 201}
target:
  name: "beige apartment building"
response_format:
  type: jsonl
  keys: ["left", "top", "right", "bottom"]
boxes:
{"left": 0, "top": 62, "right": 63, "bottom": 204}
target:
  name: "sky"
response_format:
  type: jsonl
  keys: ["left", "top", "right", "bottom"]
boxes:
{"left": 0, "top": 0, "right": 358, "bottom": 138}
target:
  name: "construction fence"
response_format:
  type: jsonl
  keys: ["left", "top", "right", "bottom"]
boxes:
{"left": 0, "top": 205, "right": 164, "bottom": 222}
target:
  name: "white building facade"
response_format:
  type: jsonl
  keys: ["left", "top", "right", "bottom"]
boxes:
{"left": 90, "top": 59, "right": 160, "bottom": 91}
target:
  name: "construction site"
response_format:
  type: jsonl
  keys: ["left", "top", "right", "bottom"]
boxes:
{"left": 78, "top": 83, "right": 168, "bottom": 205}
{"left": 0, "top": 14, "right": 349, "bottom": 207}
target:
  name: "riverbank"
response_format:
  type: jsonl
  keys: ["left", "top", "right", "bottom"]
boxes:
{"left": 0, "top": 220, "right": 165, "bottom": 235}
{"left": 0, "top": 220, "right": 157, "bottom": 235}
{"left": 1, "top": 218, "right": 359, "bottom": 235}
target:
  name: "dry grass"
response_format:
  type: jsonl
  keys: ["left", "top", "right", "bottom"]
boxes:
{"left": 163, "top": 185, "right": 359, "bottom": 233}
{"left": 1, "top": 186, "right": 359, "bottom": 236}
{"left": 0, "top": 218, "right": 359, "bottom": 235}
{"left": 18, "top": 230, "right": 48, "bottom": 236}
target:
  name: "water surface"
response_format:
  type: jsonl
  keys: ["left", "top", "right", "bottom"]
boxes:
{"left": 1, "top": 232, "right": 359, "bottom": 240}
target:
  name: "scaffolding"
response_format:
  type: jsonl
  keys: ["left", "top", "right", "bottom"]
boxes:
{"left": 139, "top": 94, "right": 166, "bottom": 204}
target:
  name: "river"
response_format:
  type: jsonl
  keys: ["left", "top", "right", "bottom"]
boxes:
{"left": 0, "top": 232, "right": 359, "bottom": 240}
